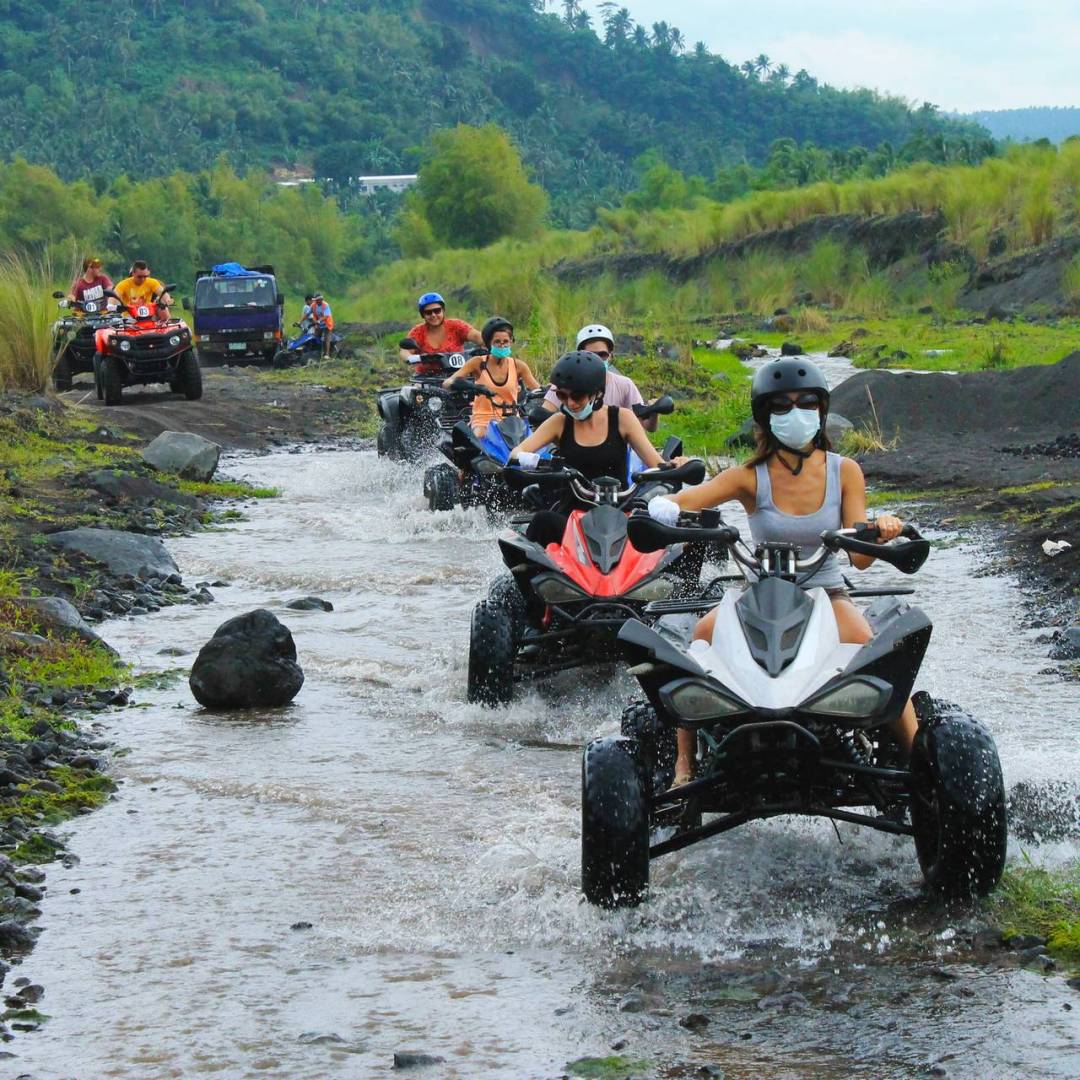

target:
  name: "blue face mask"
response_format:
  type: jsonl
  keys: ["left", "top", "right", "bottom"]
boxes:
{"left": 490, "top": 344, "right": 512, "bottom": 359}
{"left": 561, "top": 400, "right": 595, "bottom": 422}
{"left": 770, "top": 407, "right": 821, "bottom": 451}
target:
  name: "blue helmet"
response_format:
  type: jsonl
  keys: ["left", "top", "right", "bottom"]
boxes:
{"left": 417, "top": 291, "right": 445, "bottom": 312}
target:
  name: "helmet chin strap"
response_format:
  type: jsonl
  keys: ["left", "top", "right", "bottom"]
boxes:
{"left": 774, "top": 442, "right": 816, "bottom": 475}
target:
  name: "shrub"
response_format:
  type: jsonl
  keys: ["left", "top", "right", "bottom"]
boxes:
{"left": 0, "top": 253, "right": 57, "bottom": 393}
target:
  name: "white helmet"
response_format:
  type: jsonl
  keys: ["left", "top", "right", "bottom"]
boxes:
{"left": 575, "top": 323, "right": 614, "bottom": 350}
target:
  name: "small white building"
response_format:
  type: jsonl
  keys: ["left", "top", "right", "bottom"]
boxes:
{"left": 352, "top": 174, "right": 418, "bottom": 195}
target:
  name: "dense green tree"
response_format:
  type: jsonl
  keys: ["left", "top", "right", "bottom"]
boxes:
{"left": 414, "top": 124, "right": 547, "bottom": 248}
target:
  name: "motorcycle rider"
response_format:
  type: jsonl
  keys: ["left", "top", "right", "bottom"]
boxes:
{"left": 647, "top": 357, "right": 917, "bottom": 785}
{"left": 68, "top": 257, "right": 115, "bottom": 309}
{"left": 540, "top": 324, "right": 659, "bottom": 431}
{"left": 113, "top": 261, "right": 171, "bottom": 319}
{"left": 399, "top": 291, "right": 483, "bottom": 362}
{"left": 510, "top": 350, "right": 679, "bottom": 546}
{"left": 309, "top": 294, "right": 335, "bottom": 359}
{"left": 442, "top": 316, "right": 541, "bottom": 436}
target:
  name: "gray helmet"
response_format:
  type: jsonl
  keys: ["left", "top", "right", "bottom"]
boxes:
{"left": 550, "top": 350, "right": 606, "bottom": 397}
{"left": 750, "top": 357, "right": 830, "bottom": 427}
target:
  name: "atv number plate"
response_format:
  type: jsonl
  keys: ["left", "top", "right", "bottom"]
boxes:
{"left": 228, "top": 342, "right": 247, "bottom": 350}
{"left": 449, "top": 353, "right": 465, "bottom": 368}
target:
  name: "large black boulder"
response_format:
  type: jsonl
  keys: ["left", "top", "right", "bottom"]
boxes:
{"left": 189, "top": 609, "right": 304, "bottom": 709}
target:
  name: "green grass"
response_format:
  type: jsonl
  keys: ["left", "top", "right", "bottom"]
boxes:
{"left": 989, "top": 860, "right": 1080, "bottom": 964}
{"left": 176, "top": 478, "right": 280, "bottom": 499}
{"left": 566, "top": 1057, "right": 651, "bottom": 1079}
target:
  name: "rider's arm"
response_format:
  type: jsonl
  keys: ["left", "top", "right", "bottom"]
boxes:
{"left": 442, "top": 357, "right": 481, "bottom": 388}
{"left": 839, "top": 457, "right": 903, "bottom": 569}
{"left": 515, "top": 361, "right": 541, "bottom": 391}
{"left": 465, "top": 325, "right": 484, "bottom": 346}
{"left": 668, "top": 465, "right": 755, "bottom": 514}
{"left": 616, "top": 408, "right": 664, "bottom": 468}
{"left": 510, "top": 412, "right": 564, "bottom": 459}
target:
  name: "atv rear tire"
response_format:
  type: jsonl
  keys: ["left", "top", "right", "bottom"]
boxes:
{"left": 271, "top": 348, "right": 293, "bottom": 370}
{"left": 910, "top": 696, "right": 1007, "bottom": 899}
{"left": 52, "top": 352, "right": 73, "bottom": 393}
{"left": 177, "top": 351, "right": 203, "bottom": 401}
{"left": 620, "top": 701, "right": 676, "bottom": 798}
{"left": 424, "top": 463, "right": 458, "bottom": 512}
{"left": 467, "top": 600, "right": 515, "bottom": 706}
{"left": 582, "top": 737, "right": 649, "bottom": 908}
{"left": 103, "top": 355, "right": 124, "bottom": 406}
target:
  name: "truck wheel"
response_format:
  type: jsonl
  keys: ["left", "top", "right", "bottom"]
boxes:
{"left": 103, "top": 355, "right": 124, "bottom": 406}
{"left": 582, "top": 737, "right": 649, "bottom": 908}
{"left": 52, "top": 352, "right": 73, "bottom": 393}
{"left": 910, "top": 698, "right": 1007, "bottom": 899}
{"left": 177, "top": 351, "right": 203, "bottom": 400}
{"left": 271, "top": 348, "right": 293, "bottom": 370}
{"left": 466, "top": 600, "right": 515, "bottom": 706}
{"left": 423, "top": 463, "right": 458, "bottom": 512}
{"left": 620, "top": 701, "right": 676, "bottom": 798}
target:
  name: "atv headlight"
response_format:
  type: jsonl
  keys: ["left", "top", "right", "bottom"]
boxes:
{"left": 119, "top": 339, "right": 131, "bottom": 352}
{"left": 624, "top": 577, "right": 675, "bottom": 602}
{"left": 169, "top": 335, "right": 181, "bottom": 347}
{"left": 427, "top": 397, "right": 443, "bottom": 414}
{"left": 659, "top": 678, "right": 745, "bottom": 723}
{"left": 534, "top": 576, "right": 588, "bottom": 604}
{"left": 805, "top": 677, "right": 891, "bottom": 718}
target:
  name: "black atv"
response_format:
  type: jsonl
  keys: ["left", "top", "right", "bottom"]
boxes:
{"left": 377, "top": 341, "right": 485, "bottom": 461}
{"left": 50, "top": 291, "right": 124, "bottom": 391}
{"left": 581, "top": 511, "right": 1008, "bottom": 908}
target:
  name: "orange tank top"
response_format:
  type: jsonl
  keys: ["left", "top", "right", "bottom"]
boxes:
{"left": 471, "top": 356, "right": 520, "bottom": 435}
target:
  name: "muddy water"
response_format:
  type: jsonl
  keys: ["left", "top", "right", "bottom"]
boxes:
{"left": 11, "top": 382, "right": 1080, "bottom": 1078}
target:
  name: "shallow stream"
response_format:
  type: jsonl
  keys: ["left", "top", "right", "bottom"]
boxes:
{"left": 9, "top": 356, "right": 1080, "bottom": 1079}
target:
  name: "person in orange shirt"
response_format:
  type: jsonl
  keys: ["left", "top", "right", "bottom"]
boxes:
{"left": 309, "top": 294, "right": 335, "bottom": 359}
{"left": 442, "top": 317, "right": 540, "bottom": 436}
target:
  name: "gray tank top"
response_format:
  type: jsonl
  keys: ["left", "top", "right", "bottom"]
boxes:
{"left": 748, "top": 452, "right": 845, "bottom": 590}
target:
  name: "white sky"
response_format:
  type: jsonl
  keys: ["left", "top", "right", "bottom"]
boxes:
{"left": 581, "top": 1, "right": 1080, "bottom": 111}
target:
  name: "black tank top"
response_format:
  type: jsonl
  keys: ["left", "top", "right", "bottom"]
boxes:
{"left": 559, "top": 406, "right": 627, "bottom": 482}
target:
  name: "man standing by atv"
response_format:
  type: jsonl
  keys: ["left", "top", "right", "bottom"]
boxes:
{"left": 114, "top": 261, "right": 172, "bottom": 319}
{"left": 309, "top": 294, "right": 335, "bottom": 359}
{"left": 540, "top": 324, "right": 659, "bottom": 431}
{"left": 68, "top": 257, "right": 114, "bottom": 307}
{"left": 399, "top": 291, "right": 483, "bottom": 362}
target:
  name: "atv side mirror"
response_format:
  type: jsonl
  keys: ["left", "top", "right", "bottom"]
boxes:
{"left": 52, "top": 290, "right": 65, "bottom": 299}
{"left": 162, "top": 283, "right": 178, "bottom": 294}
{"left": 399, "top": 337, "right": 419, "bottom": 351}
{"left": 181, "top": 297, "right": 192, "bottom": 310}
{"left": 634, "top": 394, "right": 675, "bottom": 420}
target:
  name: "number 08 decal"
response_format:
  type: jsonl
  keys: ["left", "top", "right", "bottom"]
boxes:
{"left": 449, "top": 353, "right": 465, "bottom": 368}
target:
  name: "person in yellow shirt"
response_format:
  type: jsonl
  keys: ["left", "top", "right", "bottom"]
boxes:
{"left": 113, "top": 260, "right": 172, "bottom": 318}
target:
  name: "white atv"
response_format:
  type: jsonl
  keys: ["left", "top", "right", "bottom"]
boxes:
{"left": 581, "top": 510, "right": 1008, "bottom": 908}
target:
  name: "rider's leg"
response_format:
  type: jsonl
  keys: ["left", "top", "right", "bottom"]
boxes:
{"left": 831, "top": 595, "right": 917, "bottom": 754}
{"left": 672, "top": 607, "right": 721, "bottom": 784}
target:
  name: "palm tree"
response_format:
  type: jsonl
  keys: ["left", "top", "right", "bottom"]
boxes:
{"left": 561, "top": 0, "right": 581, "bottom": 24}
{"left": 632, "top": 24, "right": 649, "bottom": 49}
{"left": 651, "top": 21, "right": 672, "bottom": 51}
{"left": 754, "top": 53, "right": 771, "bottom": 78}
{"left": 693, "top": 41, "right": 709, "bottom": 61}
{"left": 669, "top": 27, "right": 686, "bottom": 53}
{"left": 771, "top": 63, "right": 790, "bottom": 85}
{"left": 740, "top": 59, "right": 758, "bottom": 80}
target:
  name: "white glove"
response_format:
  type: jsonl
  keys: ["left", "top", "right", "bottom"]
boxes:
{"left": 515, "top": 451, "right": 541, "bottom": 469}
{"left": 648, "top": 496, "right": 681, "bottom": 525}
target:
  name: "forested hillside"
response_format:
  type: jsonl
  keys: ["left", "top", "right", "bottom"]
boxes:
{"left": 1, "top": 0, "right": 989, "bottom": 224}
{"left": 965, "top": 108, "right": 1080, "bottom": 145}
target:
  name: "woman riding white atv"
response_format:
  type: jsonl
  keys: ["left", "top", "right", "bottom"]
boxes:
{"left": 510, "top": 350, "right": 684, "bottom": 546}
{"left": 648, "top": 356, "right": 916, "bottom": 786}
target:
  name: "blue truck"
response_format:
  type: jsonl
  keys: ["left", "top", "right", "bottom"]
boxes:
{"left": 183, "top": 264, "right": 284, "bottom": 365}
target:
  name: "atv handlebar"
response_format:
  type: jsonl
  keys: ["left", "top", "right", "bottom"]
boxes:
{"left": 627, "top": 509, "right": 741, "bottom": 552}
{"left": 631, "top": 458, "right": 705, "bottom": 487}
{"left": 821, "top": 524, "right": 930, "bottom": 575}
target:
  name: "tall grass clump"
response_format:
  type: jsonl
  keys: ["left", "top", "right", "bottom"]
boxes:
{"left": 0, "top": 254, "right": 57, "bottom": 393}
{"left": 1062, "top": 253, "right": 1080, "bottom": 309}
{"left": 735, "top": 252, "right": 795, "bottom": 315}
{"left": 800, "top": 239, "right": 848, "bottom": 305}
{"left": 1023, "top": 179, "right": 1056, "bottom": 246}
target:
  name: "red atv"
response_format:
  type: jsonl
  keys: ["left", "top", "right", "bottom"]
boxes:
{"left": 466, "top": 450, "right": 707, "bottom": 705}
{"left": 93, "top": 286, "right": 201, "bottom": 406}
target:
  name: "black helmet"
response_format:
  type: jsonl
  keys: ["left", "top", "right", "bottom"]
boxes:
{"left": 481, "top": 316, "right": 513, "bottom": 348}
{"left": 550, "top": 350, "right": 606, "bottom": 397}
{"left": 750, "top": 357, "right": 830, "bottom": 427}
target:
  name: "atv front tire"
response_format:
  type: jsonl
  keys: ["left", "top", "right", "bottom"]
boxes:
{"left": 620, "top": 701, "right": 676, "bottom": 798}
{"left": 92, "top": 355, "right": 103, "bottom": 400}
{"left": 582, "top": 737, "right": 649, "bottom": 908}
{"left": 467, "top": 600, "right": 515, "bottom": 706}
{"left": 177, "top": 351, "right": 203, "bottom": 401}
{"left": 377, "top": 421, "right": 402, "bottom": 460}
{"left": 271, "top": 348, "right": 293, "bottom": 370}
{"left": 52, "top": 352, "right": 73, "bottom": 393}
{"left": 910, "top": 696, "right": 1007, "bottom": 899}
{"left": 103, "top": 355, "right": 124, "bottom": 406}
{"left": 424, "top": 463, "right": 458, "bottom": 512}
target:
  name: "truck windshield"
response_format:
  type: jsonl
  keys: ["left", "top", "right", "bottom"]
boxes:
{"left": 196, "top": 277, "right": 276, "bottom": 309}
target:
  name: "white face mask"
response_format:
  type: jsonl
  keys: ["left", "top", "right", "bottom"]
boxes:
{"left": 770, "top": 407, "right": 821, "bottom": 451}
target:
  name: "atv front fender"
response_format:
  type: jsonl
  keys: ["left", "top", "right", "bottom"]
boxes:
{"left": 377, "top": 390, "right": 402, "bottom": 425}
